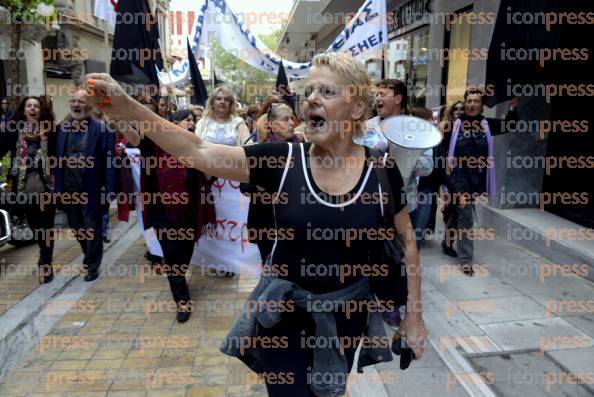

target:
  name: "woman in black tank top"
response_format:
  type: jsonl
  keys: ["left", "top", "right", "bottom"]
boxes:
{"left": 86, "top": 52, "right": 428, "bottom": 397}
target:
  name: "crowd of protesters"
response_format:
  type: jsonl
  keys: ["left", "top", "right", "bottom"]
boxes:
{"left": 0, "top": 50, "right": 518, "bottom": 395}
{"left": 0, "top": 81, "right": 517, "bottom": 289}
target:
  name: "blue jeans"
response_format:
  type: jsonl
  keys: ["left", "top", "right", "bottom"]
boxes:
{"left": 102, "top": 213, "right": 110, "bottom": 238}
{"left": 410, "top": 186, "right": 434, "bottom": 250}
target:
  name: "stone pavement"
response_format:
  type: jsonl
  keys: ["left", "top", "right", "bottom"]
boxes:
{"left": 0, "top": 237, "right": 270, "bottom": 397}
{"left": 1, "top": 210, "right": 593, "bottom": 396}
{"left": 364, "top": 214, "right": 594, "bottom": 396}
{"left": 0, "top": 208, "right": 119, "bottom": 316}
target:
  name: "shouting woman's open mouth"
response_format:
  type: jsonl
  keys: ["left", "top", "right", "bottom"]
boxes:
{"left": 307, "top": 113, "right": 327, "bottom": 133}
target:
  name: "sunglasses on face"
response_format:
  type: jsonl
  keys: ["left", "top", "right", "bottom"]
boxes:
{"left": 454, "top": 106, "right": 464, "bottom": 111}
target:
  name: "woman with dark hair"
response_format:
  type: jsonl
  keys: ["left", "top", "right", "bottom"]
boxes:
{"left": 156, "top": 97, "right": 171, "bottom": 119}
{"left": 437, "top": 101, "right": 465, "bottom": 257}
{"left": 0, "top": 96, "right": 56, "bottom": 283}
{"left": 117, "top": 105, "right": 215, "bottom": 322}
{"left": 168, "top": 109, "right": 196, "bottom": 133}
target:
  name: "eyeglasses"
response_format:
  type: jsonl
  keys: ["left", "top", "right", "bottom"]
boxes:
{"left": 303, "top": 84, "right": 339, "bottom": 98}
{"left": 1, "top": 102, "right": 8, "bottom": 105}
{"left": 454, "top": 106, "right": 464, "bottom": 111}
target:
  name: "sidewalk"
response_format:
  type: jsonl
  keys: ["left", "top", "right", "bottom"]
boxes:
{"left": 0, "top": 237, "right": 267, "bottom": 397}
{"left": 366, "top": 216, "right": 594, "bottom": 396}
{"left": 0, "top": 207, "right": 120, "bottom": 316}
{"left": 1, "top": 214, "right": 592, "bottom": 396}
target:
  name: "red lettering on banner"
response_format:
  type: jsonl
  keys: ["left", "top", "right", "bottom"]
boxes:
{"left": 228, "top": 220, "right": 239, "bottom": 242}
{"left": 241, "top": 223, "right": 250, "bottom": 252}
{"left": 212, "top": 179, "right": 226, "bottom": 195}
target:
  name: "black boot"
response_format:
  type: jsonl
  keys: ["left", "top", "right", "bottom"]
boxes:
{"left": 38, "top": 264, "right": 54, "bottom": 284}
{"left": 441, "top": 240, "right": 458, "bottom": 257}
{"left": 176, "top": 301, "right": 192, "bottom": 323}
{"left": 83, "top": 266, "right": 99, "bottom": 282}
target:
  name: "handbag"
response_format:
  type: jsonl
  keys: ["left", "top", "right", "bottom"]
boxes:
{"left": 24, "top": 171, "right": 45, "bottom": 194}
{"left": 370, "top": 149, "right": 408, "bottom": 307}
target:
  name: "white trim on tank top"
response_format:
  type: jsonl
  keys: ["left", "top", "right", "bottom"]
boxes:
{"left": 269, "top": 142, "right": 293, "bottom": 260}
{"left": 299, "top": 142, "right": 374, "bottom": 208}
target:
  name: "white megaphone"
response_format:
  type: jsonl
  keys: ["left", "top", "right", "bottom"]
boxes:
{"left": 380, "top": 115, "right": 442, "bottom": 150}
{"left": 379, "top": 115, "right": 443, "bottom": 186}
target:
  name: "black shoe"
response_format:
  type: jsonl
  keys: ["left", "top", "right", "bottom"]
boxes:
{"left": 84, "top": 271, "right": 99, "bottom": 282}
{"left": 145, "top": 251, "right": 162, "bottom": 264}
{"left": 459, "top": 264, "right": 474, "bottom": 277}
{"left": 441, "top": 240, "right": 458, "bottom": 257}
{"left": 38, "top": 264, "right": 54, "bottom": 284}
{"left": 176, "top": 308, "right": 191, "bottom": 323}
{"left": 103, "top": 236, "right": 111, "bottom": 243}
{"left": 39, "top": 272, "right": 54, "bottom": 284}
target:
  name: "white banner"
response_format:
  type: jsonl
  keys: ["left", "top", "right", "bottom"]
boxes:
{"left": 93, "top": 0, "right": 117, "bottom": 28}
{"left": 158, "top": 0, "right": 387, "bottom": 85}
{"left": 190, "top": 178, "right": 261, "bottom": 275}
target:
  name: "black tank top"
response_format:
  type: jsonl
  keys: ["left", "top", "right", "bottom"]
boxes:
{"left": 243, "top": 142, "right": 406, "bottom": 294}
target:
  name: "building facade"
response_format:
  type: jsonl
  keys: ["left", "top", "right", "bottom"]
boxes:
{"left": 0, "top": 5, "right": 54, "bottom": 104}
{"left": 43, "top": 0, "right": 172, "bottom": 120}
{"left": 278, "top": 0, "right": 593, "bottom": 228}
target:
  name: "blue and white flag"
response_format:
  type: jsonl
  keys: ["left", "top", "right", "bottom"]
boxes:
{"left": 158, "top": 0, "right": 387, "bottom": 85}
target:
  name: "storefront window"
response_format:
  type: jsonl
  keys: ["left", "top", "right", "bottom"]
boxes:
{"left": 385, "top": 27, "right": 429, "bottom": 107}
{"left": 410, "top": 29, "right": 429, "bottom": 106}
{"left": 445, "top": 11, "right": 472, "bottom": 104}
{"left": 387, "top": 36, "right": 410, "bottom": 81}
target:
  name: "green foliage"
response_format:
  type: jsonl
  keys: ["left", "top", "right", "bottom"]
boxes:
{"left": 0, "top": 0, "right": 55, "bottom": 23}
{"left": 209, "top": 28, "right": 285, "bottom": 105}
{"left": 259, "top": 28, "right": 283, "bottom": 51}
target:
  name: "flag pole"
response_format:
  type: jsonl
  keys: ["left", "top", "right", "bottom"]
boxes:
{"left": 103, "top": 19, "right": 110, "bottom": 72}
{"left": 210, "top": 32, "right": 215, "bottom": 93}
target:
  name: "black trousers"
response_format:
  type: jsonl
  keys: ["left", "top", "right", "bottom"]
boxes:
{"left": 156, "top": 225, "right": 196, "bottom": 306}
{"left": 257, "top": 238, "right": 275, "bottom": 265}
{"left": 23, "top": 203, "right": 56, "bottom": 268}
{"left": 64, "top": 204, "right": 103, "bottom": 274}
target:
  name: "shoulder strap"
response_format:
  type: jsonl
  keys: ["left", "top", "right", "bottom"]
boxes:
{"left": 370, "top": 148, "right": 396, "bottom": 223}
{"left": 273, "top": 142, "right": 293, "bottom": 204}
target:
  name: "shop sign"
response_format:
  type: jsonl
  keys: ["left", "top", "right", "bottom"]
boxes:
{"left": 389, "top": 0, "right": 430, "bottom": 33}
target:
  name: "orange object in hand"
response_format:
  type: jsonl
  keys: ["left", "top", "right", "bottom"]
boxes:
{"left": 87, "top": 79, "right": 112, "bottom": 106}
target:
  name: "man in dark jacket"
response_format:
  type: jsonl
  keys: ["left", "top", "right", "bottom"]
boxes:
{"left": 53, "top": 90, "right": 115, "bottom": 281}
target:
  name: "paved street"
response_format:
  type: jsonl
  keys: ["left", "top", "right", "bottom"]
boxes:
{"left": 0, "top": 210, "right": 119, "bottom": 316}
{"left": 0, "top": 233, "right": 268, "bottom": 397}
{"left": 1, "top": 210, "right": 592, "bottom": 397}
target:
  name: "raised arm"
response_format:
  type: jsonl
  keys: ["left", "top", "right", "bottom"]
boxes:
{"left": 85, "top": 73, "right": 249, "bottom": 183}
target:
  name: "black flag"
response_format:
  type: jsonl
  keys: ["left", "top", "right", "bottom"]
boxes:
{"left": 275, "top": 61, "right": 294, "bottom": 110}
{"left": 214, "top": 71, "right": 224, "bottom": 87}
{"left": 110, "top": 0, "right": 163, "bottom": 91}
{"left": 187, "top": 38, "right": 208, "bottom": 106}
